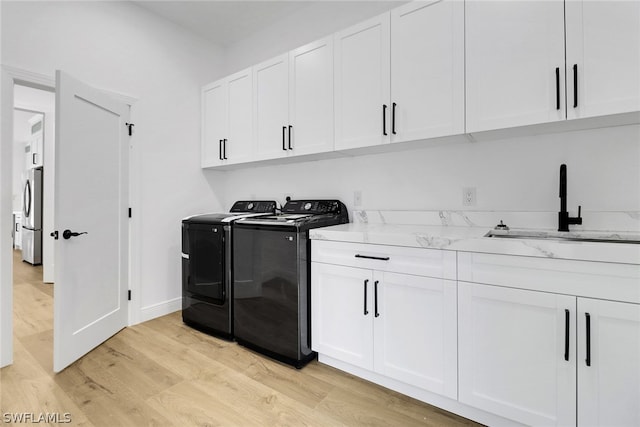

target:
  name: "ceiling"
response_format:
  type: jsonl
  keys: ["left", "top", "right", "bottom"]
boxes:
{"left": 132, "top": 1, "right": 327, "bottom": 47}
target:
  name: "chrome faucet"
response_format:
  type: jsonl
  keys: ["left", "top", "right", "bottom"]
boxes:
{"left": 558, "top": 164, "right": 582, "bottom": 232}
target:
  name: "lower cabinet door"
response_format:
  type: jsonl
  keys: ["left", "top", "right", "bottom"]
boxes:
{"left": 374, "top": 272, "right": 457, "bottom": 399}
{"left": 578, "top": 298, "right": 640, "bottom": 427}
{"left": 458, "top": 282, "right": 576, "bottom": 426}
{"left": 311, "top": 262, "right": 374, "bottom": 370}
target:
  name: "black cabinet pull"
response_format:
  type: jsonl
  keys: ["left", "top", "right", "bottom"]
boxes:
{"left": 382, "top": 104, "right": 388, "bottom": 136}
{"left": 15, "top": 223, "right": 19, "bottom": 232}
{"left": 219, "top": 140, "right": 223, "bottom": 160}
{"left": 564, "top": 309, "right": 570, "bottom": 361}
{"left": 555, "top": 67, "right": 560, "bottom": 110}
{"left": 282, "top": 126, "right": 287, "bottom": 151}
{"left": 392, "top": 102, "right": 397, "bottom": 134}
{"left": 363, "top": 279, "right": 369, "bottom": 315}
{"left": 32, "top": 153, "right": 37, "bottom": 165}
{"left": 223, "top": 139, "right": 227, "bottom": 160}
{"left": 585, "top": 312, "right": 591, "bottom": 366}
{"left": 355, "top": 254, "right": 390, "bottom": 261}
{"left": 374, "top": 280, "right": 379, "bottom": 318}
{"left": 288, "top": 125, "right": 292, "bottom": 150}
{"left": 573, "top": 64, "right": 578, "bottom": 108}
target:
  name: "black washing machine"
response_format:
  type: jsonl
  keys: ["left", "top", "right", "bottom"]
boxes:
{"left": 233, "top": 200, "right": 349, "bottom": 367}
{"left": 181, "top": 200, "right": 277, "bottom": 339}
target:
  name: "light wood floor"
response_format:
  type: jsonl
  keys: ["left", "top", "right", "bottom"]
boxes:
{"left": 1, "top": 249, "right": 481, "bottom": 426}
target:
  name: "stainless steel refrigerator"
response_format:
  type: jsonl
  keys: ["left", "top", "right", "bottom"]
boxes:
{"left": 22, "top": 167, "right": 43, "bottom": 265}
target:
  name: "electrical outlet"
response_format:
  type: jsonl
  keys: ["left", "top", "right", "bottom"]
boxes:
{"left": 462, "top": 187, "right": 477, "bottom": 206}
{"left": 354, "top": 190, "right": 362, "bottom": 207}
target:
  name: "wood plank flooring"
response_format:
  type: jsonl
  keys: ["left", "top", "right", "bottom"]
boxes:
{"left": 1, "top": 250, "right": 481, "bottom": 426}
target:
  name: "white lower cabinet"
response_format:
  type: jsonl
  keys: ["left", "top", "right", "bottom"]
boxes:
{"left": 374, "top": 271, "right": 457, "bottom": 398}
{"left": 312, "top": 263, "right": 374, "bottom": 370}
{"left": 578, "top": 298, "right": 640, "bottom": 427}
{"left": 458, "top": 282, "right": 577, "bottom": 426}
{"left": 312, "top": 243, "right": 640, "bottom": 426}
{"left": 458, "top": 252, "right": 640, "bottom": 426}
{"left": 311, "top": 241, "right": 457, "bottom": 399}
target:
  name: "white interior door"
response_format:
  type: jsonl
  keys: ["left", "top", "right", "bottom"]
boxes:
{"left": 53, "top": 70, "right": 129, "bottom": 373}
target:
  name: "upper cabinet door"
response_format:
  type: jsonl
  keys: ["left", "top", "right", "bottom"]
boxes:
{"left": 390, "top": 0, "right": 464, "bottom": 143}
{"left": 288, "top": 37, "right": 334, "bottom": 156}
{"left": 566, "top": 1, "right": 640, "bottom": 120}
{"left": 201, "top": 80, "right": 227, "bottom": 167}
{"left": 465, "top": 0, "right": 566, "bottom": 133}
{"left": 225, "top": 68, "right": 253, "bottom": 165}
{"left": 334, "top": 13, "right": 391, "bottom": 150}
{"left": 254, "top": 54, "right": 289, "bottom": 161}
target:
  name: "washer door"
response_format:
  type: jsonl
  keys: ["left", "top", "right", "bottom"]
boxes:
{"left": 187, "top": 224, "right": 225, "bottom": 304}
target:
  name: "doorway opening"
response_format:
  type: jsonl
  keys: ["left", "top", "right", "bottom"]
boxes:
{"left": 11, "top": 83, "right": 56, "bottom": 370}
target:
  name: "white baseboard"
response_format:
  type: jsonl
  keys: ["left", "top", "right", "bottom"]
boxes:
{"left": 137, "top": 297, "right": 181, "bottom": 324}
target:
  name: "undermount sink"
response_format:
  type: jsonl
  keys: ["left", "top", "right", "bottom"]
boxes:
{"left": 484, "top": 229, "right": 640, "bottom": 245}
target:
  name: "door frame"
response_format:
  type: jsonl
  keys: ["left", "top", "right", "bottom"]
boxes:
{"left": 0, "top": 65, "right": 137, "bottom": 368}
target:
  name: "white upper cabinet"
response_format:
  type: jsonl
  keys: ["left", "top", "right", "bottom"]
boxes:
{"left": 578, "top": 298, "right": 640, "bottom": 427}
{"left": 289, "top": 37, "right": 334, "bottom": 156}
{"left": 465, "top": 0, "right": 566, "bottom": 132}
{"left": 201, "top": 68, "right": 253, "bottom": 167}
{"left": 565, "top": 0, "right": 640, "bottom": 120}
{"left": 225, "top": 69, "right": 254, "bottom": 165}
{"left": 390, "top": 0, "right": 464, "bottom": 142}
{"left": 27, "top": 115, "right": 44, "bottom": 169}
{"left": 334, "top": 13, "right": 391, "bottom": 150}
{"left": 254, "top": 54, "right": 290, "bottom": 161}
{"left": 201, "top": 79, "right": 227, "bottom": 167}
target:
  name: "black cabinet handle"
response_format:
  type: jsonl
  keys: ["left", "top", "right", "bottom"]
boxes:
{"left": 585, "top": 312, "right": 591, "bottom": 366}
{"left": 224, "top": 139, "right": 228, "bottom": 160}
{"left": 555, "top": 67, "right": 560, "bottom": 110}
{"left": 355, "top": 254, "right": 390, "bottom": 261}
{"left": 363, "top": 279, "right": 369, "bottom": 315}
{"left": 288, "top": 125, "right": 292, "bottom": 150}
{"left": 219, "top": 140, "right": 223, "bottom": 160}
{"left": 374, "top": 280, "right": 379, "bottom": 318}
{"left": 32, "top": 153, "right": 37, "bottom": 165}
{"left": 382, "top": 104, "right": 388, "bottom": 136}
{"left": 15, "top": 223, "right": 19, "bottom": 232}
{"left": 573, "top": 64, "right": 578, "bottom": 108}
{"left": 392, "top": 102, "right": 397, "bottom": 135}
{"left": 564, "top": 309, "right": 570, "bottom": 361}
{"left": 282, "top": 126, "right": 287, "bottom": 151}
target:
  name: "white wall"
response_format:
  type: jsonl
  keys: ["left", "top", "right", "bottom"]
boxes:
{"left": 223, "top": 1, "right": 403, "bottom": 75}
{"left": 223, "top": 125, "right": 640, "bottom": 218}
{"left": 1, "top": 1, "right": 226, "bottom": 323}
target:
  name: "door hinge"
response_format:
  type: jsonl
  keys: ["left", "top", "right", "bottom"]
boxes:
{"left": 125, "top": 122, "right": 135, "bottom": 136}
{"left": 128, "top": 290, "right": 132, "bottom": 301}
{"left": 128, "top": 207, "right": 132, "bottom": 218}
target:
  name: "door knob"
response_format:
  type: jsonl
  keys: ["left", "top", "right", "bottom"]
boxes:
{"left": 62, "top": 229, "right": 88, "bottom": 240}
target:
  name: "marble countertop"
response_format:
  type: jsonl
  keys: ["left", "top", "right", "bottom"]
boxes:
{"left": 310, "top": 223, "right": 640, "bottom": 265}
